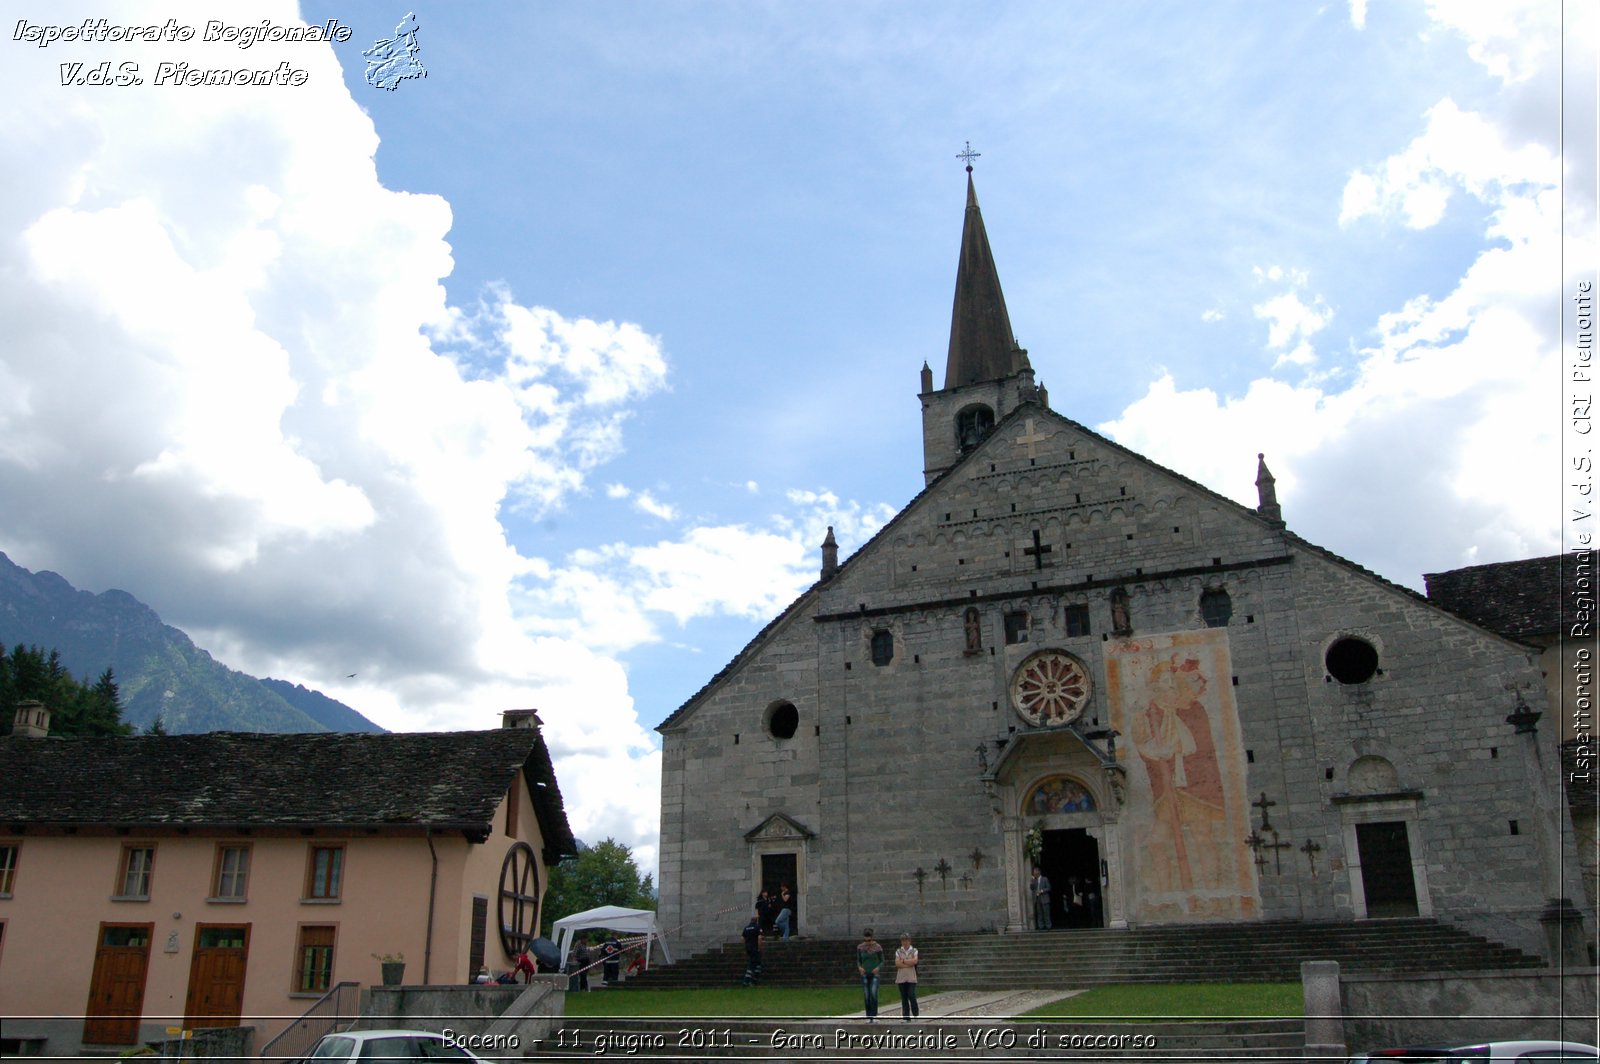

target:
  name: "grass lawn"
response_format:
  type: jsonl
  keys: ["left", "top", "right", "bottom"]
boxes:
{"left": 1018, "top": 982, "right": 1303, "bottom": 1021}
{"left": 562, "top": 986, "right": 879, "bottom": 1018}
{"left": 561, "top": 983, "right": 1300, "bottom": 1021}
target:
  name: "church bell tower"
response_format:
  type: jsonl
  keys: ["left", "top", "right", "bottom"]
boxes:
{"left": 920, "top": 165, "right": 1043, "bottom": 484}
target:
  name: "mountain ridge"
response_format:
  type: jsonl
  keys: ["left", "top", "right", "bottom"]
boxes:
{"left": 0, "top": 551, "right": 383, "bottom": 735}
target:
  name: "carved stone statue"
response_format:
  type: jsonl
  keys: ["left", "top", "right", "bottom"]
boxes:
{"left": 1110, "top": 587, "right": 1132, "bottom": 636}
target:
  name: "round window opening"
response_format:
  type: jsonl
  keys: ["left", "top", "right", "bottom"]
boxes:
{"left": 766, "top": 701, "right": 799, "bottom": 740}
{"left": 1010, "top": 649, "right": 1093, "bottom": 728}
{"left": 1326, "top": 637, "right": 1379, "bottom": 685}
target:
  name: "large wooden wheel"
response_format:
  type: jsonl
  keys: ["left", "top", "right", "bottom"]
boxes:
{"left": 498, "top": 841, "right": 539, "bottom": 958}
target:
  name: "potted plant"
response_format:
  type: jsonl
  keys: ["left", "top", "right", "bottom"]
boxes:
{"left": 372, "top": 951, "right": 405, "bottom": 987}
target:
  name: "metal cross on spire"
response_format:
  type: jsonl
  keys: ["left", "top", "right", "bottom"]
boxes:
{"left": 957, "top": 141, "right": 981, "bottom": 172}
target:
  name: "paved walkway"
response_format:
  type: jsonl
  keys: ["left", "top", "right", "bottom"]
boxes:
{"left": 836, "top": 988, "right": 1083, "bottom": 1021}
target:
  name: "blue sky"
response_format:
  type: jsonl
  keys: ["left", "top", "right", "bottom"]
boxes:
{"left": 1, "top": 1, "right": 1592, "bottom": 871}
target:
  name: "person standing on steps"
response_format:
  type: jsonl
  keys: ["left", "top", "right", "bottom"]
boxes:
{"left": 856, "top": 927, "right": 884, "bottom": 1022}
{"left": 1030, "top": 865, "right": 1053, "bottom": 930}
{"left": 894, "top": 932, "right": 920, "bottom": 1021}
{"left": 741, "top": 909, "right": 763, "bottom": 986}
{"left": 774, "top": 884, "right": 795, "bottom": 941}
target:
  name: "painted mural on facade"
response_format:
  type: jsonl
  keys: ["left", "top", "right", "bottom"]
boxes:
{"left": 1105, "top": 628, "right": 1258, "bottom": 922}
{"left": 1023, "top": 775, "right": 1097, "bottom": 815}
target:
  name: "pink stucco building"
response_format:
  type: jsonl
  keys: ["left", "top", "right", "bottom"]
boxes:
{"left": 0, "top": 708, "right": 575, "bottom": 1056}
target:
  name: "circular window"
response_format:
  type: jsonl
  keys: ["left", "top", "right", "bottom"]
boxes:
{"left": 766, "top": 701, "right": 799, "bottom": 740}
{"left": 1326, "top": 637, "right": 1379, "bottom": 685}
{"left": 1010, "top": 649, "right": 1093, "bottom": 727}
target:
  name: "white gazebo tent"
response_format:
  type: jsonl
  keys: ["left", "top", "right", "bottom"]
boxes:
{"left": 553, "top": 905, "right": 674, "bottom": 972}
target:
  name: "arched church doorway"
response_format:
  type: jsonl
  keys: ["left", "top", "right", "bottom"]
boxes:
{"left": 1041, "top": 828, "right": 1103, "bottom": 928}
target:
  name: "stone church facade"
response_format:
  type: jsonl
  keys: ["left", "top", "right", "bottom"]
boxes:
{"left": 657, "top": 174, "right": 1589, "bottom": 962}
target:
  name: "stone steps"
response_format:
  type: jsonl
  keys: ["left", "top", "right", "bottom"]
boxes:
{"left": 623, "top": 919, "right": 1546, "bottom": 990}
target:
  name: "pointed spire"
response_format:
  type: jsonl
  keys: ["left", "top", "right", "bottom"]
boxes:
{"left": 1255, "top": 453, "right": 1284, "bottom": 527}
{"left": 820, "top": 526, "right": 839, "bottom": 580}
{"left": 944, "top": 170, "right": 1031, "bottom": 389}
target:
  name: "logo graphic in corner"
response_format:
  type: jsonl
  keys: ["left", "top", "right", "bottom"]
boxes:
{"left": 363, "top": 12, "right": 426, "bottom": 91}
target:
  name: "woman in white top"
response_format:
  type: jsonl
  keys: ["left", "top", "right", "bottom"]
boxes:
{"left": 894, "top": 932, "right": 920, "bottom": 1021}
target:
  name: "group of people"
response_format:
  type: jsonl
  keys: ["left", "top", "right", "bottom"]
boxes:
{"left": 472, "top": 948, "right": 537, "bottom": 985}
{"left": 741, "top": 885, "right": 796, "bottom": 985}
{"left": 564, "top": 932, "right": 627, "bottom": 991}
{"left": 754, "top": 884, "right": 796, "bottom": 941}
{"left": 856, "top": 928, "right": 921, "bottom": 1022}
{"left": 1028, "top": 865, "right": 1102, "bottom": 930}
{"left": 739, "top": 895, "right": 921, "bottom": 1023}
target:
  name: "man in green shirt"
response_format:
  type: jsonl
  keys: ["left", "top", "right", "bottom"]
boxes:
{"left": 855, "top": 927, "right": 884, "bottom": 1022}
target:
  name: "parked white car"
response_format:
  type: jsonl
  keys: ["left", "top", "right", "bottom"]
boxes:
{"left": 305, "top": 1029, "right": 500, "bottom": 1063}
{"left": 1350, "top": 1042, "right": 1599, "bottom": 1062}
{"left": 1442, "top": 1045, "right": 1599, "bottom": 1061}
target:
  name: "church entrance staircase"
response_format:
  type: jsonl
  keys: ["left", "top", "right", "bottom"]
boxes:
{"left": 621, "top": 918, "right": 1544, "bottom": 990}
{"left": 541, "top": 921, "right": 1545, "bottom": 1060}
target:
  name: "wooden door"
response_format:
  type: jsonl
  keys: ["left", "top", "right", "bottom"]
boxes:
{"left": 184, "top": 924, "right": 250, "bottom": 1026}
{"left": 82, "top": 923, "right": 153, "bottom": 1045}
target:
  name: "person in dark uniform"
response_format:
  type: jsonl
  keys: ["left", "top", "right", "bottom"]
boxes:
{"left": 600, "top": 934, "right": 622, "bottom": 985}
{"left": 741, "top": 910, "right": 763, "bottom": 985}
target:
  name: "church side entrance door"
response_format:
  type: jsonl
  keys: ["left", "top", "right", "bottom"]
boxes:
{"left": 1041, "top": 829, "right": 1103, "bottom": 928}
{"left": 1355, "top": 821, "right": 1419, "bottom": 918}
{"left": 760, "top": 853, "right": 798, "bottom": 936}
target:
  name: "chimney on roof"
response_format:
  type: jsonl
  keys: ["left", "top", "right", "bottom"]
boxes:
{"left": 501, "top": 708, "right": 542, "bottom": 730}
{"left": 12, "top": 700, "right": 50, "bottom": 738}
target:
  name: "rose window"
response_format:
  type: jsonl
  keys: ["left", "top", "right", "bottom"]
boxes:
{"left": 1010, "top": 649, "right": 1092, "bottom": 727}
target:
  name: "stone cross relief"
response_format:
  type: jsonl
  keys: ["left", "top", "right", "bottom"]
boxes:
{"left": 1023, "top": 529, "right": 1053, "bottom": 570}
{"left": 1014, "top": 418, "right": 1049, "bottom": 459}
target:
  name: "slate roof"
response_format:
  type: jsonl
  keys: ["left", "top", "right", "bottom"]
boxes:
{"left": 1424, "top": 554, "right": 1563, "bottom": 641}
{"left": 0, "top": 728, "right": 577, "bottom": 856}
